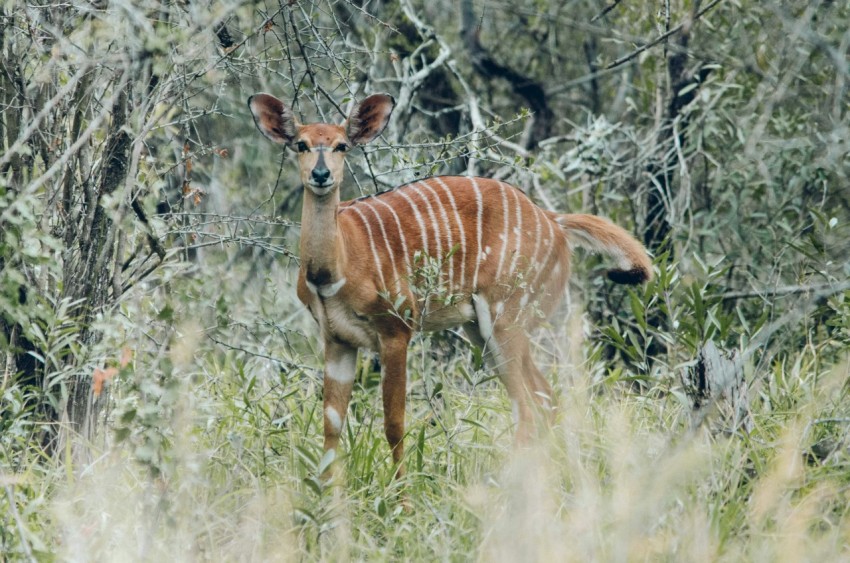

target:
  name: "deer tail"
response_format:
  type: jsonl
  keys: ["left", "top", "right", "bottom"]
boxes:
{"left": 556, "top": 213, "right": 653, "bottom": 284}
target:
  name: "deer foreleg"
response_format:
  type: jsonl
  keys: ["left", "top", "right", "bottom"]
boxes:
{"left": 323, "top": 341, "right": 357, "bottom": 461}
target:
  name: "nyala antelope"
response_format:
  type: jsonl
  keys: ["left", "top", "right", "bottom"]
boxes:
{"left": 248, "top": 92, "right": 652, "bottom": 476}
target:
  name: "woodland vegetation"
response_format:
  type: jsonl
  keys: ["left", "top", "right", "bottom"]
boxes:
{"left": 1, "top": 0, "right": 849, "bottom": 560}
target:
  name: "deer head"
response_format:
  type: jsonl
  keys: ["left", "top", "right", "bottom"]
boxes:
{"left": 248, "top": 93, "right": 395, "bottom": 197}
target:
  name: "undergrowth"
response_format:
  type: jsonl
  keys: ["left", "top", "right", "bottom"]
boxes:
{"left": 2, "top": 254, "right": 849, "bottom": 562}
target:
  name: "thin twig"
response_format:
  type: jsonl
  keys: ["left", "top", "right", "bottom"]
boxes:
{"left": 604, "top": 0, "right": 725, "bottom": 70}
{"left": 719, "top": 280, "right": 850, "bottom": 302}
{"left": 591, "top": 0, "right": 626, "bottom": 23}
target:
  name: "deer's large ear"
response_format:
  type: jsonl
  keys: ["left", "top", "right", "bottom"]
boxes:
{"left": 344, "top": 93, "right": 395, "bottom": 146}
{"left": 248, "top": 93, "right": 299, "bottom": 145}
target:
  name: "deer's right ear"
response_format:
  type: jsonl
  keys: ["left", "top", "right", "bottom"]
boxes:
{"left": 248, "top": 93, "right": 299, "bottom": 145}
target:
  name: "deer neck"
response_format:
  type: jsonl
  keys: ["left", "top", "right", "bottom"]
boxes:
{"left": 300, "top": 189, "right": 346, "bottom": 288}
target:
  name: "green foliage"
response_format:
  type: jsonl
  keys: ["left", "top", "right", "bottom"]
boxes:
{"left": 1, "top": 0, "right": 850, "bottom": 559}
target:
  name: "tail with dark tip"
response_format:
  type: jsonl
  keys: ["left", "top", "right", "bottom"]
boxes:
{"left": 555, "top": 214, "right": 653, "bottom": 285}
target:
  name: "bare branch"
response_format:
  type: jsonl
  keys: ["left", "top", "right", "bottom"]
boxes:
{"left": 604, "top": 0, "right": 725, "bottom": 70}
{"left": 719, "top": 280, "right": 850, "bottom": 302}
{"left": 459, "top": 0, "right": 553, "bottom": 146}
{"left": 591, "top": 0, "right": 626, "bottom": 23}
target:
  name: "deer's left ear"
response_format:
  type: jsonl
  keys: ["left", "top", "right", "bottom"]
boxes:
{"left": 344, "top": 93, "right": 395, "bottom": 146}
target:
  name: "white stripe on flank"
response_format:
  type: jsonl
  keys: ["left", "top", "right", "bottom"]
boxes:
{"left": 397, "top": 188, "right": 429, "bottom": 258}
{"left": 534, "top": 214, "right": 557, "bottom": 288}
{"left": 362, "top": 200, "right": 401, "bottom": 292}
{"left": 508, "top": 186, "right": 523, "bottom": 276}
{"left": 434, "top": 177, "right": 466, "bottom": 290}
{"left": 420, "top": 180, "right": 454, "bottom": 290}
{"left": 471, "top": 178, "right": 483, "bottom": 290}
{"left": 372, "top": 197, "right": 413, "bottom": 280}
{"left": 496, "top": 182, "right": 510, "bottom": 280}
{"left": 531, "top": 206, "right": 543, "bottom": 277}
{"left": 350, "top": 205, "right": 387, "bottom": 290}
{"left": 325, "top": 406, "right": 342, "bottom": 433}
{"left": 411, "top": 182, "right": 442, "bottom": 267}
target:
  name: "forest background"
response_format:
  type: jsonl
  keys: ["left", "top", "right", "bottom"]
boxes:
{"left": 1, "top": 0, "right": 849, "bottom": 560}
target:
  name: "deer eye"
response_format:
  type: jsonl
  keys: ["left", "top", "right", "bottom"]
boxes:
{"left": 295, "top": 141, "right": 309, "bottom": 153}
{"left": 333, "top": 143, "right": 348, "bottom": 153}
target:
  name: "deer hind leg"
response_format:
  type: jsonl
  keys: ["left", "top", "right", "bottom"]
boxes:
{"left": 379, "top": 331, "right": 411, "bottom": 478}
{"left": 468, "top": 295, "right": 537, "bottom": 445}
{"left": 521, "top": 341, "right": 556, "bottom": 424}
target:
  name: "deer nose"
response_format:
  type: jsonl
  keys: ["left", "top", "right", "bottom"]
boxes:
{"left": 311, "top": 167, "right": 330, "bottom": 184}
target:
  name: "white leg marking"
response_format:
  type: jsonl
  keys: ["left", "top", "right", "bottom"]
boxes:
{"left": 305, "top": 280, "right": 319, "bottom": 295}
{"left": 398, "top": 188, "right": 429, "bottom": 258}
{"left": 326, "top": 350, "right": 357, "bottom": 384}
{"left": 373, "top": 197, "right": 413, "bottom": 280}
{"left": 363, "top": 200, "right": 401, "bottom": 292}
{"left": 536, "top": 394, "right": 552, "bottom": 411}
{"left": 472, "top": 293, "right": 494, "bottom": 341}
{"left": 434, "top": 177, "right": 467, "bottom": 290}
{"left": 473, "top": 294, "right": 506, "bottom": 371}
{"left": 350, "top": 205, "right": 387, "bottom": 290}
{"left": 459, "top": 302, "right": 475, "bottom": 319}
{"left": 496, "top": 182, "right": 510, "bottom": 280}
{"left": 471, "top": 178, "right": 483, "bottom": 290}
{"left": 421, "top": 180, "right": 453, "bottom": 290}
{"left": 325, "top": 406, "right": 342, "bottom": 433}
{"left": 318, "top": 277, "right": 347, "bottom": 298}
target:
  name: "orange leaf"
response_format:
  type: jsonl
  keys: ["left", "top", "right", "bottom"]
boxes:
{"left": 120, "top": 347, "right": 133, "bottom": 368}
{"left": 92, "top": 367, "right": 119, "bottom": 397}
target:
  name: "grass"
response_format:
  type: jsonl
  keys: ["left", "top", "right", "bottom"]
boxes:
{"left": 3, "top": 261, "right": 850, "bottom": 562}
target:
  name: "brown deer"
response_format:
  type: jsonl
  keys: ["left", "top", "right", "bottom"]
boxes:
{"left": 248, "top": 92, "right": 652, "bottom": 477}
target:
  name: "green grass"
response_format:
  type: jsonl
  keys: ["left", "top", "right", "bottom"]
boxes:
{"left": 2, "top": 261, "right": 850, "bottom": 561}
{"left": 40, "top": 358, "right": 850, "bottom": 561}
